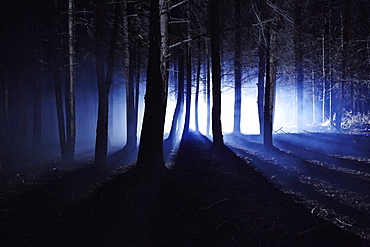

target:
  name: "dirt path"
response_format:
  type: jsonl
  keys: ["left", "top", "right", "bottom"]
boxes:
{"left": 225, "top": 133, "right": 370, "bottom": 240}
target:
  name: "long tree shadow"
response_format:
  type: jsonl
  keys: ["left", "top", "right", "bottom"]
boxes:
{"left": 274, "top": 137, "right": 370, "bottom": 174}
{"left": 169, "top": 131, "right": 369, "bottom": 245}
{"left": 274, "top": 133, "right": 370, "bottom": 159}
{"left": 224, "top": 133, "right": 370, "bottom": 236}
{"left": 225, "top": 134, "right": 370, "bottom": 194}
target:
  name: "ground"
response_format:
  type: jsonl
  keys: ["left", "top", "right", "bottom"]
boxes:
{"left": 0, "top": 132, "right": 369, "bottom": 246}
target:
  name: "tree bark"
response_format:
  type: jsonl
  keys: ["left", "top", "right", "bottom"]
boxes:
{"left": 336, "top": 1, "right": 350, "bottom": 132}
{"left": 136, "top": 0, "right": 168, "bottom": 176}
{"left": 66, "top": 0, "right": 76, "bottom": 161}
{"left": 295, "top": 0, "right": 304, "bottom": 132}
{"left": 123, "top": 1, "right": 136, "bottom": 151}
{"left": 54, "top": 64, "right": 67, "bottom": 160}
{"left": 195, "top": 40, "right": 201, "bottom": 132}
{"left": 209, "top": 0, "right": 224, "bottom": 147}
{"left": 32, "top": 39, "right": 43, "bottom": 159}
{"left": 233, "top": 0, "right": 242, "bottom": 134}
{"left": 206, "top": 40, "right": 211, "bottom": 136}
{"left": 257, "top": 38, "right": 265, "bottom": 136}
{"left": 183, "top": 1, "right": 192, "bottom": 135}
{"left": 168, "top": 48, "right": 185, "bottom": 141}
{"left": 94, "top": 0, "right": 121, "bottom": 166}
{"left": 263, "top": 23, "right": 277, "bottom": 149}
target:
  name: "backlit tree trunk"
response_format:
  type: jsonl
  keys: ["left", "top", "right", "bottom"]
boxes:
{"left": 183, "top": 1, "right": 192, "bottom": 135}
{"left": 94, "top": 0, "right": 121, "bottom": 166}
{"left": 263, "top": 23, "right": 277, "bottom": 149}
{"left": 195, "top": 40, "right": 201, "bottom": 132}
{"left": 168, "top": 48, "right": 185, "bottom": 141}
{"left": 123, "top": 1, "right": 136, "bottom": 151}
{"left": 206, "top": 39, "right": 211, "bottom": 136}
{"left": 257, "top": 39, "right": 265, "bottom": 136}
{"left": 209, "top": 0, "right": 224, "bottom": 147}
{"left": 136, "top": 0, "right": 169, "bottom": 176}
{"left": 233, "top": 0, "right": 242, "bottom": 134}
{"left": 66, "top": 0, "right": 76, "bottom": 161}
{"left": 295, "top": 0, "right": 304, "bottom": 132}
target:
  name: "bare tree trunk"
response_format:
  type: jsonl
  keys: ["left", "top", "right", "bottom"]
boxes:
{"left": 32, "top": 36, "right": 43, "bottom": 159}
{"left": 209, "top": 0, "right": 224, "bottom": 147}
{"left": 94, "top": 0, "right": 121, "bottom": 166}
{"left": 336, "top": 2, "right": 349, "bottom": 132}
{"left": 136, "top": 0, "right": 169, "bottom": 176}
{"left": 257, "top": 38, "right": 265, "bottom": 136}
{"left": 168, "top": 48, "right": 184, "bottom": 141}
{"left": 263, "top": 23, "right": 277, "bottom": 149}
{"left": 123, "top": 1, "right": 136, "bottom": 151}
{"left": 66, "top": 0, "right": 76, "bottom": 161}
{"left": 134, "top": 40, "right": 141, "bottom": 145}
{"left": 256, "top": 0, "right": 266, "bottom": 137}
{"left": 52, "top": 1, "right": 67, "bottom": 161}
{"left": 183, "top": 1, "right": 192, "bottom": 135}
{"left": 206, "top": 40, "right": 211, "bottom": 136}
{"left": 54, "top": 64, "right": 67, "bottom": 160}
{"left": 295, "top": 0, "right": 304, "bottom": 132}
{"left": 195, "top": 40, "right": 201, "bottom": 132}
{"left": 233, "top": 0, "right": 242, "bottom": 134}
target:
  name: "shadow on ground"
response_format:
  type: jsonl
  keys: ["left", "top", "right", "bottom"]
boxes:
{"left": 0, "top": 131, "right": 368, "bottom": 246}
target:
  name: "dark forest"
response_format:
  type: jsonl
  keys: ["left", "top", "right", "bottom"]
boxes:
{"left": 1, "top": 0, "right": 370, "bottom": 246}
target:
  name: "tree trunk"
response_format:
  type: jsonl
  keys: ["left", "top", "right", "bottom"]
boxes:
{"left": 123, "top": 1, "right": 136, "bottom": 151}
{"left": 206, "top": 40, "right": 211, "bottom": 136}
{"left": 209, "top": 0, "right": 224, "bottom": 147}
{"left": 295, "top": 0, "right": 304, "bottom": 132}
{"left": 94, "top": 0, "right": 121, "bottom": 166}
{"left": 32, "top": 72, "right": 43, "bottom": 158}
{"left": 183, "top": 2, "right": 192, "bottom": 135}
{"left": 54, "top": 64, "right": 67, "bottom": 160}
{"left": 257, "top": 38, "right": 265, "bottom": 136}
{"left": 263, "top": 23, "right": 277, "bottom": 149}
{"left": 136, "top": 0, "right": 168, "bottom": 176}
{"left": 126, "top": 50, "right": 137, "bottom": 150}
{"left": 256, "top": 0, "right": 266, "bottom": 137}
{"left": 168, "top": 48, "right": 185, "bottom": 141}
{"left": 233, "top": 0, "right": 242, "bottom": 134}
{"left": 336, "top": 2, "right": 349, "bottom": 132}
{"left": 134, "top": 40, "right": 141, "bottom": 145}
{"left": 195, "top": 40, "right": 201, "bottom": 132}
{"left": 52, "top": 1, "right": 67, "bottom": 161}
{"left": 66, "top": 0, "right": 76, "bottom": 162}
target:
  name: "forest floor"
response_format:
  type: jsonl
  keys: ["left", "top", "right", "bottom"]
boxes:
{"left": 0, "top": 131, "right": 370, "bottom": 246}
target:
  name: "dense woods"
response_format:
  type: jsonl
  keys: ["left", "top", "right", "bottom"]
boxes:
{"left": 1, "top": 0, "right": 369, "bottom": 161}
{"left": 1, "top": 0, "right": 370, "bottom": 245}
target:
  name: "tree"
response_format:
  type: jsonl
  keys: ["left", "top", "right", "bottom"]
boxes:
{"left": 52, "top": 3, "right": 67, "bottom": 161}
{"left": 194, "top": 40, "right": 202, "bottom": 132}
{"left": 205, "top": 40, "right": 211, "bottom": 136}
{"left": 123, "top": 0, "right": 137, "bottom": 152}
{"left": 182, "top": 1, "right": 192, "bottom": 136}
{"left": 295, "top": 0, "right": 304, "bottom": 132}
{"left": 255, "top": 0, "right": 266, "bottom": 137}
{"left": 66, "top": 0, "right": 76, "bottom": 161}
{"left": 263, "top": 21, "right": 277, "bottom": 149}
{"left": 136, "top": 0, "right": 169, "bottom": 176}
{"left": 94, "top": 0, "right": 121, "bottom": 166}
{"left": 233, "top": 0, "right": 242, "bottom": 134}
{"left": 336, "top": 0, "right": 350, "bottom": 132}
{"left": 32, "top": 6, "right": 44, "bottom": 159}
{"left": 168, "top": 47, "right": 185, "bottom": 143}
{"left": 209, "top": 0, "right": 224, "bottom": 147}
